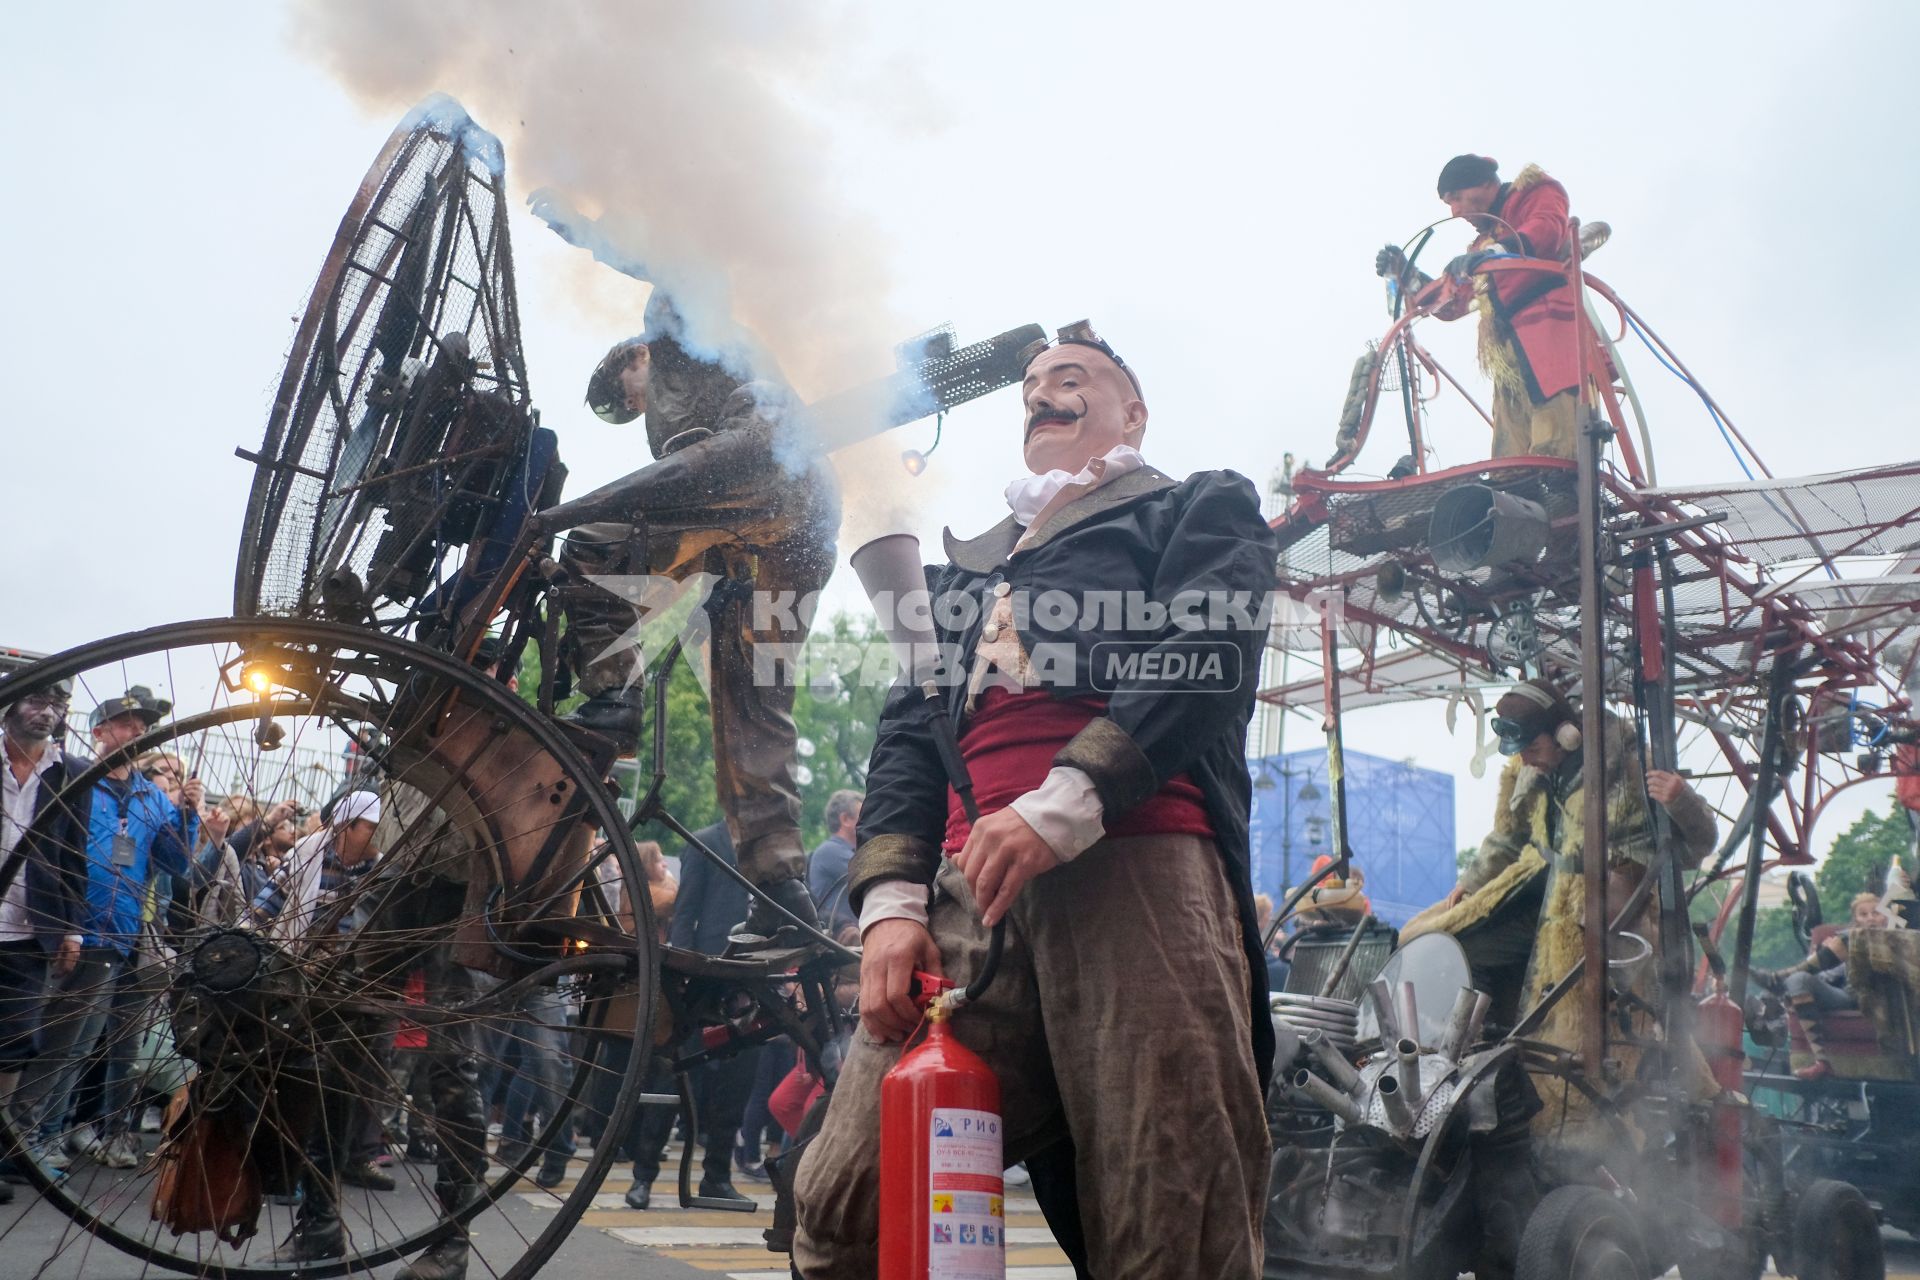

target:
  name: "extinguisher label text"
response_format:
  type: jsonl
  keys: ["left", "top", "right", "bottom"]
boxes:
{"left": 929, "top": 1107, "right": 1004, "bottom": 1279}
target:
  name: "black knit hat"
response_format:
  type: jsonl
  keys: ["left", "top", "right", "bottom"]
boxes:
{"left": 1437, "top": 154, "right": 1500, "bottom": 196}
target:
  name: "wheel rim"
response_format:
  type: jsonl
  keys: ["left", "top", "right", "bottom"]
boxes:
{"left": 0, "top": 619, "right": 653, "bottom": 1278}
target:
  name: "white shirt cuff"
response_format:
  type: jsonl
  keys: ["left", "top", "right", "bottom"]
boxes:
{"left": 858, "top": 879, "right": 931, "bottom": 936}
{"left": 63, "top": 934, "right": 83, "bottom": 946}
{"left": 1008, "top": 766, "right": 1106, "bottom": 862}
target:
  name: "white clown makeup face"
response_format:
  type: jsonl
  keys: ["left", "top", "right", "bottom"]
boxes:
{"left": 1019, "top": 344, "right": 1146, "bottom": 476}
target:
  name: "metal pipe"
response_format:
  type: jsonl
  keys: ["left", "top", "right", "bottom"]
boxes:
{"left": 1440, "top": 989, "right": 1491, "bottom": 1062}
{"left": 1377, "top": 1073, "right": 1417, "bottom": 1134}
{"left": 1729, "top": 651, "right": 1797, "bottom": 1009}
{"left": 1571, "top": 233, "right": 1611, "bottom": 1074}
{"left": 1302, "top": 1029, "right": 1363, "bottom": 1096}
{"left": 1291, "top": 1069, "right": 1363, "bottom": 1125}
{"left": 1316, "top": 911, "right": 1375, "bottom": 999}
{"left": 1394, "top": 981, "right": 1421, "bottom": 1050}
{"left": 1395, "top": 1039, "right": 1425, "bottom": 1108}
{"left": 1366, "top": 978, "right": 1399, "bottom": 1044}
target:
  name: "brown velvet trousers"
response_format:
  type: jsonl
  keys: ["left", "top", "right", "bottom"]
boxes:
{"left": 793, "top": 834, "right": 1268, "bottom": 1278}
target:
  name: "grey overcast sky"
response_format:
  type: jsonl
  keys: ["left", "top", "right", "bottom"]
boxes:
{"left": 4, "top": 1, "right": 1915, "bottom": 856}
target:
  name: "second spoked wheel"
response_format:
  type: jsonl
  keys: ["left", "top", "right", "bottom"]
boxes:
{"left": 0, "top": 618, "right": 655, "bottom": 1278}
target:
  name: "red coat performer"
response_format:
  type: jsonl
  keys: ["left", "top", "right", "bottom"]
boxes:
{"left": 1385, "top": 155, "right": 1597, "bottom": 461}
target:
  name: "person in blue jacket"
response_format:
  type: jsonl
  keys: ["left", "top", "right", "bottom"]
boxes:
{"left": 13, "top": 686, "right": 198, "bottom": 1172}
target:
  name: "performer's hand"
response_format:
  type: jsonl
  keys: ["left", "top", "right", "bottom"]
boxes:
{"left": 859, "top": 918, "right": 943, "bottom": 1043}
{"left": 953, "top": 808, "right": 1060, "bottom": 928}
{"left": 1445, "top": 251, "right": 1491, "bottom": 280}
{"left": 1375, "top": 244, "right": 1408, "bottom": 278}
{"left": 1444, "top": 884, "right": 1467, "bottom": 908}
{"left": 54, "top": 937, "right": 79, "bottom": 978}
{"left": 1645, "top": 770, "right": 1691, "bottom": 807}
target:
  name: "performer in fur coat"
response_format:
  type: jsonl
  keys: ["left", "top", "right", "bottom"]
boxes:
{"left": 1403, "top": 678, "right": 1717, "bottom": 1138}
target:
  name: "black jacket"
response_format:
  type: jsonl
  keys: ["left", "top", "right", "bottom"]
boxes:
{"left": 10, "top": 747, "right": 92, "bottom": 950}
{"left": 848, "top": 465, "right": 1279, "bottom": 1086}
{"left": 668, "top": 821, "right": 748, "bottom": 958}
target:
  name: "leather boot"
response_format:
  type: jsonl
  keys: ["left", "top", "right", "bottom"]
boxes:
{"left": 698, "top": 1173, "right": 756, "bottom": 1206}
{"left": 270, "top": 1200, "right": 345, "bottom": 1263}
{"left": 397, "top": 1181, "right": 476, "bottom": 1280}
{"left": 726, "top": 877, "right": 819, "bottom": 954}
{"left": 560, "top": 689, "right": 644, "bottom": 753}
{"left": 395, "top": 1234, "right": 469, "bottom": 1280}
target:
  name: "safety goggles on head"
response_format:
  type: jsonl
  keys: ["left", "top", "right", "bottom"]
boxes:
{"left": 1491, "top": 716, "right": 1536, "bottom": 756}
{"left": 1017, "top": 320, "right": 1143, "bottom": 400}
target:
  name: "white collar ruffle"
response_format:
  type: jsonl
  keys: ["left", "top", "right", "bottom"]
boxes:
{"left": 1004, "top": 444, "right": 1145, "bottom": 526}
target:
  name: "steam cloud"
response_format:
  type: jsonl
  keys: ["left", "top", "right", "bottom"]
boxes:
{"left": 294, "top": 2, "right": 912, "bottom": 395}
{"left": 290, "top": 2, "right": 962, "bottom": 550}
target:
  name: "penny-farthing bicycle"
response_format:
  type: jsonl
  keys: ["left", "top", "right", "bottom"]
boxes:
{"left": 0, "top": 97, "right": 1035, "bottom": 1278}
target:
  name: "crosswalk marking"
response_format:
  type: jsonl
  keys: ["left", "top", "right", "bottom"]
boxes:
{"left": 605, "top": 1225, "right": 1061, "bottom": 1247}
{"left": 517, "top": 1146, "right": 1070, "bottom": 1272}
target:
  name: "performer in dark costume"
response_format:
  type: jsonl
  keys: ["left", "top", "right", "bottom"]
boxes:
{"left": 793, "top": 326, "right": 1277, "bottom": 1277}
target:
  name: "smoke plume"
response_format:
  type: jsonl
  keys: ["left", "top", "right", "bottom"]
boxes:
{"left": 289, "top": 2, "right": 909, "bottom": 402}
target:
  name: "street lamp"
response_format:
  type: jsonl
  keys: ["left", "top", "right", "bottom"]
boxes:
{"left": 1261, "top": 760, "right": 1328, "bottom": 904}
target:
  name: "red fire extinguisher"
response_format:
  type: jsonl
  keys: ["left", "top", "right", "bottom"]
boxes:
{"left": 1693, "top": 924, "right": 1746, "bottom": 1227}
{"left": 878, "top": 969, "right": 1007, "bottom": 1280}
{"left": 878, "top": 682, "right": 1008, "bottom": 1277}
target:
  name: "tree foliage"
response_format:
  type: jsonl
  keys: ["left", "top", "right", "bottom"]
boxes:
{"left": 1814, "top": 799, "right": 1914, "bottom": 907}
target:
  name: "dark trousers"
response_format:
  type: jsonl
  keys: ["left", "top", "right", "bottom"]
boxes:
{"left": 0, "top": 942, "right": 47, "bottom": 1072}
{"left": 15, "top": 948, "right": 139, "bottom": 1142}
{"left": 554, "top": 435, "right": 838, "bottom": 881}
{"left": 738, "top": 1039, "right": 789, "bottom": 1162}
{"left": 630, "top": 1040, "right": 757, "bottom": 1184}
{"left": 1455, "top": 870, "right": 1549, "bottom": 1028}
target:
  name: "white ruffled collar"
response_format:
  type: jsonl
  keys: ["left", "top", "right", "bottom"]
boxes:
{"left": 1004, "top": 444, "right": 1145, "bottom": 526}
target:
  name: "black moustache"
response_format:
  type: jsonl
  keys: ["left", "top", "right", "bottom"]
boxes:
{"left": 1025, "top": 397, "right": 1088, "bottom": 436}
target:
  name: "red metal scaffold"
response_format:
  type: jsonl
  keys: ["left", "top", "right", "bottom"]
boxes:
{"left": 1262, "top": 227, "right": 1920, "bottom": 1062}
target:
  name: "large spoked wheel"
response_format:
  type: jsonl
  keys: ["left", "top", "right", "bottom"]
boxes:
{"left": 0, "top": 618, "right": 654, "bottom": 1279}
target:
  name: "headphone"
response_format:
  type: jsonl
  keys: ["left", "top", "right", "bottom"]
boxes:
{"left": 1508, "top": 681, "right": 1583, "bottom": 752}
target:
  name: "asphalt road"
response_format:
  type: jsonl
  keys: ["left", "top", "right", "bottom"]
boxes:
{"left": 5, "top": 1145, "right": 1911, "bottom": 1279}
{"left": 0, "top": 1141, "right": 1075, "bottom": 1280}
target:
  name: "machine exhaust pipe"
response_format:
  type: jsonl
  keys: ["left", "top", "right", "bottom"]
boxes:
{"left": 1395, "top": 981, "right": 1421, "bottom": 1050}
{"left": 1439, "top": 989, "right": 1491, "bottom": 1062}
{"left": 849, "top": 533, "right": 940, "bottom": 685}
{"left": 1291, "top": 1069, "right": 1364, "bottom": 1124}
{"left": 1377, "top": 1073, "right": 1417, "bottom": 1135}
{"left": 1395, "top": 1038, "right": 1425, "bottom": 1109}
{"left": 1301, "top": 1029, "right": 1363, "bottom": 1096}
{"left": 1366, "top": 978, "right": 1399, "bottom": 1044}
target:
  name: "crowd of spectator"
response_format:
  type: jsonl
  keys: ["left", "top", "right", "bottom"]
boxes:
{"left": 0, "top": 676, "right": 867, "bottom": 1231}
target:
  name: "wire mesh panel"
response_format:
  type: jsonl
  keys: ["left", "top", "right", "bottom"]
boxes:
{"left": 235, "top": 96, "right": 537, "bottom": 634}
